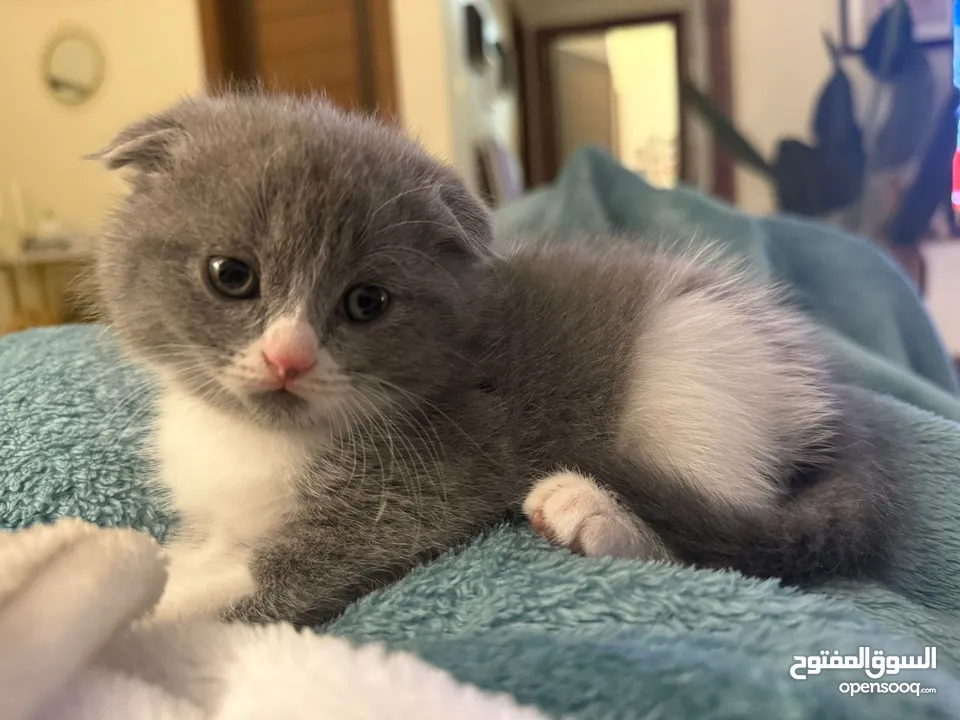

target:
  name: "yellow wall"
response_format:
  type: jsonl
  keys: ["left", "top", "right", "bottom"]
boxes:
{"left": 606, "top": 23, "right": 679, "bottom": 186}
{"left": 0, "top": 0, "right": 204, "bottom": 249}
{"left": 552, "top": 38, "right": 616, "bottom": 165}
{"left": 730, "top": 0, "right": 835, "bottom": 215}
{"left": 731, "top": 0, "right": 953, "bottom": 216}
{"left": 0, "top": 0, "right": 204, "bottom": 330}
{"left": 389, "top": 0, "right": 457, "bottom": 163}
{"left": 390, "top": 0, "right": 519, "bottom": 189}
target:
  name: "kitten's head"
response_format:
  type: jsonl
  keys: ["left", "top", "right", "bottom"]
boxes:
{"left": 94, "top": 93, "right": 493, "bottom": 431}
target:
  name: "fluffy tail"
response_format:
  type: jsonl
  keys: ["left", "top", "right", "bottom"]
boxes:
{"left": 619, "top": 385, "right": 905, "bottom": 584}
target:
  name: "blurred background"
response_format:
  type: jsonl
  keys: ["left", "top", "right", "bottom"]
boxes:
{"left": 0, "top": 0, "right": 956, "bottom": 355}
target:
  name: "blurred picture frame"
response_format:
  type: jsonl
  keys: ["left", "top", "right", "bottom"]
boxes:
{"left": 493, "top": 41, "right": 514, "bottom": 91}
{"left": 464, "top": 4, "right": 487, "bottom": 70}
{"left": 840, "top": 0, "right": 953, "bottom": 50}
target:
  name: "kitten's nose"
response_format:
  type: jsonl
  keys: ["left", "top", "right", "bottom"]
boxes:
{"left": 261, "top": 319, "right": 319, "bottom": 383}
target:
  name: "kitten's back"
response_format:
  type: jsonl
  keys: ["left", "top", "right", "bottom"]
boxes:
{"left": 483, "top": 238, "right": 833, "bottom": 495}
{"left": 482, "top": 238, "right": 901, "bottom": 582}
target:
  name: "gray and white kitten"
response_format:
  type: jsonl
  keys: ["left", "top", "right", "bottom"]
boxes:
{"left": 93, "top": 93, "right": 901, "bottom": 625}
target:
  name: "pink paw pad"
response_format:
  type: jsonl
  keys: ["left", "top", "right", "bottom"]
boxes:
{"left": 522, "top": 471, "right": 649, "bottom": 559}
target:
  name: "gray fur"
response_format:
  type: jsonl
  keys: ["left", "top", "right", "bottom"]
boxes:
{"left": 94, "top": 93, "right": 903, "bottom": 625}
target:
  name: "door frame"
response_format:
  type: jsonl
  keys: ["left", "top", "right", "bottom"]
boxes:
{"left": 195, "top": 0, "right": 258, "bottom": 92}
{"left": 513, "top": 0, "right": 734, "bottom": 201}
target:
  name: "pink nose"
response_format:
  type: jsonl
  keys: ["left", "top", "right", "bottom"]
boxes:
{"left": 261, "top": 320, "right": 318, "bottom": 383}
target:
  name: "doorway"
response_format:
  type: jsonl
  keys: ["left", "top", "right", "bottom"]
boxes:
{"left": 514, "top": 1, "right": 733, "bottom": 200}
{"left": 551, "top": 21, "right": 681, "bottom": 189}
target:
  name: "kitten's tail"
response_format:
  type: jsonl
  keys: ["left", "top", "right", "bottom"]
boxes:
{"left": 729, "top": 449, "right": 901, "bottom": 585}
{"left": 634, "top": 386, "right": 905, "bottom": 584}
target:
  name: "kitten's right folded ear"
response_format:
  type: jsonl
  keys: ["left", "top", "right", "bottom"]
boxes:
{"left": 87, "top": 112, "right": 185, "bottom": 174}
{"left": 436, "top": 175, "right": 494, "bottom": 259}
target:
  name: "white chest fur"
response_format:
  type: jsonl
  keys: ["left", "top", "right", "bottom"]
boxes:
{"left": 153, "top": 386, "right": 315, "bottom": 548}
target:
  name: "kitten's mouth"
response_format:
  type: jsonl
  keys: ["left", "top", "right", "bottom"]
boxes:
{"left": 244, "top": 386, "right": 316, "bottom": 425}
{"left": 257, "top": 386, "right": 307, "bottom": 403}
{"left": 259, "top": 380, "right": 306, "bottom": 398}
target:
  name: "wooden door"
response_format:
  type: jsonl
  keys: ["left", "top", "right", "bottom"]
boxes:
{"left": 197, "top": 0, "right": 397, "bottom": 117}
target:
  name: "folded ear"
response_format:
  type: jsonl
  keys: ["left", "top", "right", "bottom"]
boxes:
{"left": 88, "top": 113, "right": 185, "bottom": 174}
{"left": 435, "top": 174, "right": 494, "bottom": 260}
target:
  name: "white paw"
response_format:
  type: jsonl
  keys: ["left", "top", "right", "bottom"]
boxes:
{"left": 523, "top": 470, "right": 671, "bottom": 560}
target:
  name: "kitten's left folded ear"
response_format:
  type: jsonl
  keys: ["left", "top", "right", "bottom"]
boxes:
{"left": 87, "top": 111, "right": 186, "bottom": 175}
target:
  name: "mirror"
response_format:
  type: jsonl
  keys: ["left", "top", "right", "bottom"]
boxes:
{"left": 42, "top": 30, "right": 105, "bottom": 106}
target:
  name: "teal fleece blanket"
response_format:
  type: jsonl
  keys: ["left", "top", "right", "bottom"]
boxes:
{"left": 3, "top": 148, "right": 960, "bottom": 718}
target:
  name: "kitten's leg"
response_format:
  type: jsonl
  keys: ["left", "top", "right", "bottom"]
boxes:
{"left": 523, "top": 470, "right": 674, "bottom": 561}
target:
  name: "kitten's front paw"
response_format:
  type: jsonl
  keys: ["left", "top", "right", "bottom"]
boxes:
{"left": 523, "top": 471, "right": 672, "bottom": 561}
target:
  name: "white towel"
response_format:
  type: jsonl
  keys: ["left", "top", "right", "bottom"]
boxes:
{"left": 0, "top": 518, "right": 549, "bottom": 720}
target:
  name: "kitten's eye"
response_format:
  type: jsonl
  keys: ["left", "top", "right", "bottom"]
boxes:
{"left": 206, "top": 257, "right": 259, "bottom": 299}
{"left": 342, "top": 284, "right": 390, "bottom": 323}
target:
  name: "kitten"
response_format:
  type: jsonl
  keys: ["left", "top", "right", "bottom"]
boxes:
{"left": 93, "top": 93, "right": 516, "bottom": 625}
{"left": 93, "top": 94, "right": 901, "bottom": 625}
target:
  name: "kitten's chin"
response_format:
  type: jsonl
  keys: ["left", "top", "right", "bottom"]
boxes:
{"left": 244, "top": 389, "right": 332, "bottom": 431}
